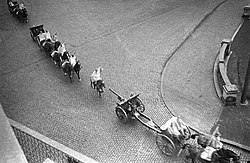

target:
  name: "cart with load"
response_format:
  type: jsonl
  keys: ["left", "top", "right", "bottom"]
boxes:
{"left": 109, "top": 88, "right": 191, "bottom": 156}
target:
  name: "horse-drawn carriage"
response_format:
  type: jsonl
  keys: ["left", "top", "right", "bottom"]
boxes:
{"left": 7, "top": 0, "right": 28, "bottom": 23}
{"left": 109, "top": 88, "right": 191, "bottom": 156}
{"left": 30, "top": 25, "right": 45, "bottom": 42}
{"left": 30, "top": 24, "right": 59, "bottom": 54}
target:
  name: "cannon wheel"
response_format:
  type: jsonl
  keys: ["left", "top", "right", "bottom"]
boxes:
{"left": 115, "top": 106, "right": 128, "bottom": 124}
{"left": 156, "top": 133, "right": 176, "bottom": 156}
{"left": 136, "top": 97, "right": 145, "bottom": 113}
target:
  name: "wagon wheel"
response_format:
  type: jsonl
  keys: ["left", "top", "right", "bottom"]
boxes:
{"left": 30, "top": 32, "right": 35, "bottom": 41}
{"left": 156, "top": 133, "right": 176, "bottom": 156}
{"left": 115, "top": 106, "right": 128, "bottom": 124}
{"left": 135, "top": 97, "right": 145, "bottom": 113}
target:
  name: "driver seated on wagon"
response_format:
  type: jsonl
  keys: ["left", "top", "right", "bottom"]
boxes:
{"left": 160, "top": 116, "right": 189, "bottom": 142}
{"left": 69, "top": 54, "right": 77, "bottom": 67}
{"left": 38, "top": 30, "right": 52, "bottom": 46}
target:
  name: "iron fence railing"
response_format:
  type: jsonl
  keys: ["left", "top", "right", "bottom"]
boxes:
{"left": 9, "top": 119, "right": 98, "bottom": 163}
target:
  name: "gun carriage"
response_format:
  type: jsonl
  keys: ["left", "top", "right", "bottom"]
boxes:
{"left": 109, "top": 88, "right": 191, "bottom": 156}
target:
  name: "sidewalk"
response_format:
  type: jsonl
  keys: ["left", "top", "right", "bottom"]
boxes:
{"left": 217, "top": 18, "right": 250, "bottom": 149}
{"left": 0, "top": 104, "right": 28, "bottom": 163}
{"left": 160, "top": 0, "right": 250, "bottom": 161}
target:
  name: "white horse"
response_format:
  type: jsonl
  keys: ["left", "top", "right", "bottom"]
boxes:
{"left": 69, "top": 54, "right": 77, "bottom": 67}
{"left": 58, "top": 42, "right": 66, "bottom": 56}
{"left": 51, "top": 33, "right": 58, "bottom": 42}
{"left": 90, "top": 67, "right": 103, "bottom": 88}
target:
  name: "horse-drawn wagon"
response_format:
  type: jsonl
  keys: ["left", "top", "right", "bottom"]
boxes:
{"left": 109, "top": 88, "right": 191, "bottom": 156}
{"left": 7, "top": 0, "right": 18, "bottom": 14}
{"left": 7, "top": 0, "right": 28, "bottom": 22}
{"left": 30, "top": 25, "right": 45, "bottom": 42}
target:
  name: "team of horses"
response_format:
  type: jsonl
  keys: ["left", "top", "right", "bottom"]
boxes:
{"left": 182, "top": 133, "right": 241, "bottom": 163}
{"left": 7, "top": 0, "right": 28, "bottom": 23}
{"left": 37, "top": 33, "right": 82, "bottom": 82}
{"left": 35, "top": 30, "right": 105, "bottom": 96}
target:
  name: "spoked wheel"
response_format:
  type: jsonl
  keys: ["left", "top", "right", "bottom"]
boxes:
{"left": 156, "top": 133, "right": 176, "bottom": 156}
{"left": 115, "top": 106, "right": 128, "bottom": 124}
{"left": 135, "top": 97, "right": 145, "bottom": 113}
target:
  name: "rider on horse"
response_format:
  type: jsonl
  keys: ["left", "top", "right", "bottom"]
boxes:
{"left": 38, "top": 31, "right": 47, "bottom": 46}
{"left": 69, "top": 54, "right": 77, "bottom": 67}
{"left": 58, "top": 42, "right": 66, "bottom": 56}
{"left": 90, "top": 67, "right": 104, "bottom": 89}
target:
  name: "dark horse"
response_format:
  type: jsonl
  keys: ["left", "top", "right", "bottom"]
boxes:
{"left": 42, "top": 40, "right": 61, "bottom": 56}
{"left": 62, "top": 61, "right": 73, "bottom": 82}
{"left": 51, "top": 51, "right": 62, "bottom": 68}
{"left": 211, "top": 148, "right": 241, "bottom": 163}
{"left": 42, "top": 40, "right": 55, "bottom": 55}
{"left": 95, "top": 80, "right": 106, "bottom": 97}
{"left": 62, "top": 51, "right": 70, "bottom": 61}
{"left": 183, "top": 134, "right": 241, "bottom": 163}
{"left": 17, "top": 8, "right": 28, "bottom": 22}
{"left": 73, "top": 61, "right": 82, "bottom": 82}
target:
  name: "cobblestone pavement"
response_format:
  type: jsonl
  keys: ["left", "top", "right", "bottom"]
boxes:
{"left": 0, "top": 0, "right": 250, "bottom": 162}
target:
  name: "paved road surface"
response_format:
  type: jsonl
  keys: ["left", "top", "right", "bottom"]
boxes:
{"left": 0, "top": 0, "right": 249, "bottom": 162}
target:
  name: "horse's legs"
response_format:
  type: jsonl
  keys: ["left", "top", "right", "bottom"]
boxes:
{"left": 76, "top": 71, "right": 81, "bottom": 82}
{"left": 69, "top": 71, "right": 72, "bottom": 82}
{"left": 90, "top": 79, "right": 93, "bottom": 87}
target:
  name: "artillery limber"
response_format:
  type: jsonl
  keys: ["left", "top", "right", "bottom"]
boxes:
{"left": 109, "top": 88, "right": 191, "bottom": 156}
{"left": 30, "top": 24, "right": 45, "bottom": 42}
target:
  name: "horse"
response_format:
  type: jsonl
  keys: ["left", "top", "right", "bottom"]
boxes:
{"left": 73, "top": 60, "right": 82, "bottom": 82}
{"left": 62, "top": 51, "right": 70, "bottom": 61}
{"left": 95, "top": 80, "right": 106, "bottom": 97}
{"left": 42, "top": 40, "right": 55, "bottom": 55}
{"left": 62, "top": 61, "right": 73, "bottom": 82}
{"left": 90, "top": 66, "right": 103, "bottom": 88}
{"left": 211, "top": 148, "right": 241, "bottom": 163}
{"left": 17, "top": 8, "right": 28, "bottom": 22}
{"left": 54, "top": 41, "right": 61, "bottom": 50}
{"left": 58, "top": 42, "right": 66, "bottom": 55}
{"left": 51, "top": 51, "right": 62, "bottom": 68}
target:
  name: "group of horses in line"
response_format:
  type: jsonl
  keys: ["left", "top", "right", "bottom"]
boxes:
{"left": 7, "top": 0, "right": 28, "bottom": 23}
{"left": 32, "top": 28, "right": 105, "bottom": 96}
{"left": 36, "top": 32, "right": 82, "bottom": 82}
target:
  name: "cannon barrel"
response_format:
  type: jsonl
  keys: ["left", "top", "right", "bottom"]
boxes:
{"left": 109, "top": 88, "right": 125, "bottom": 101}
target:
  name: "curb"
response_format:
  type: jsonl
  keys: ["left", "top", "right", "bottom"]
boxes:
{"left": 212, "top": 18, "right": 250, "bottom": 152}
{"left": 159, "top": 0, "right": 250, "bottom": 154}
{"left": 213, "top": 55, "right": 223, "bottom": 99}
